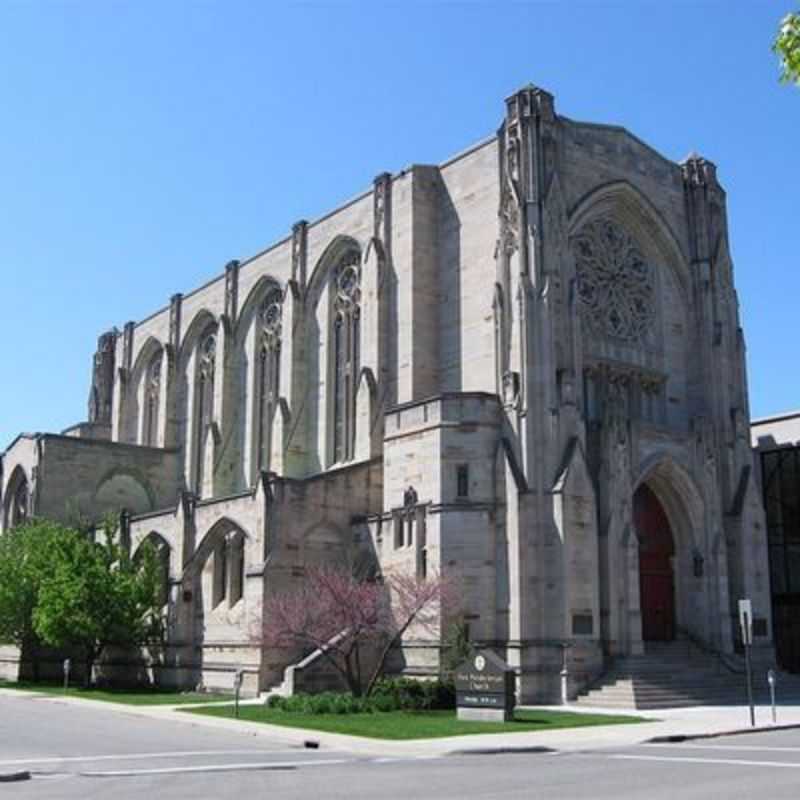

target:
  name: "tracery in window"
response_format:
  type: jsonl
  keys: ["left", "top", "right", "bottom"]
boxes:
{"left": 572, "top": 217, "right": 655, "bottom": 344}
{"left": 256, "top": 288, "right": 282, "bottom": 475}
{"left": 331, "top": 257, "right": 360, "bottom": 464}
{"left": 195, "top": 331, "right": 216, "bottom": 495}
{"left": 144, "top": 351, "right": 162, "bottom": 447}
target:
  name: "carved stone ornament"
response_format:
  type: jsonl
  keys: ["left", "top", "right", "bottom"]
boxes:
{"left": 335, "top": 260, "right": 361, "bottom": 313}
{"left": 199, "top": 333, "right": 216, "bottom": 379}
{"left": 499, "top": 132, "right": 522, "bottom": 257}
{"left": 374, "top": 181, "right": 385, "bottom": 233}
{"left": 572, "top": 217, "right": 655, "bottom": 343}
{"left": 260, "top": 288, "right": 283, "bottom": 350}
{"left": 502, "top": 370, "right": 521, "bottom": 408}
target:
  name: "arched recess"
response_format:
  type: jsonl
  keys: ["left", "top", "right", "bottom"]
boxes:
{"left": 94, "top": 468, "right": 156, "bottom": 516}
{"left": 233, "top": 276, "right": 285, "bottom": 487}
{"left": 193, "top": 517, "right": 249, "bottom": 612}
{"left": 126, "top": 336, "right": 165, "bottom": 446}
{"left": 133, "top": 532, "right": 172, "bottom": 607}
{"left": 309, "top": 236, "right": 363, "bottom": 468}
{"left": 568, "top": 180, "right": 690, "bottom": 302}
{"left": 307, "top": 235, "right": 362, "bottom": 304}
{"left": 3, "top": 465, "right": 30, "bottom": 530}
{"left": 177, "top": 309, "right": 219, "bottom": 496}
{"left": 299, "top": 522, "right": 348, "bottom": 570}
{"left": 631, "top": 455, "right": 707, "bottom": 643}
{"left": 634, "top": 484, "right": 676, "bottom": 641}
{"left": 568, "top": 181, "right": 692, "bottom": 429}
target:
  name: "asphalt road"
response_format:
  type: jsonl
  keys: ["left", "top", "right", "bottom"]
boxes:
{"left": 4, "top": 693, "right": 800, "bottom": 799}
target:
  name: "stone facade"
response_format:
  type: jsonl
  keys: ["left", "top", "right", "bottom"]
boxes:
{"left": 0, "top": 85, "right": 772, "bottom": 701}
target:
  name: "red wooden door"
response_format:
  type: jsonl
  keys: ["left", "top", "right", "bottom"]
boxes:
{"left": 634, "top": 485, "right": 675, "bottom": 642}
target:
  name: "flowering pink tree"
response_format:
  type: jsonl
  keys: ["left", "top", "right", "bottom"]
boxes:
{"left": 259, "top": 566, "right": 459, "bottom": 696}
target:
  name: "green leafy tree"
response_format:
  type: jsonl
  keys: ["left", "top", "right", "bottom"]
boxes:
{"left": 774, "top": 12, "right": 800, "bottom": 86}
{"left": 0, "top": 519, "right": 72, "bottom": 679}
{"left": 33, "top": 519, "right": 163, "bottom": 686}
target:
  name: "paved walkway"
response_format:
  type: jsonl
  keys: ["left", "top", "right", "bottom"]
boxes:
{"left": 2, "top": 687, "right": 800, "bottom": 760}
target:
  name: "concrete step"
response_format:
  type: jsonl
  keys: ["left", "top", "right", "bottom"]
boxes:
{"left": 577, "top": 643, "right": 795, "bottom": 709}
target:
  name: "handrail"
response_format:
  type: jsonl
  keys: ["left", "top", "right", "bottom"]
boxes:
{"left": 675, "top": 626, "right": 741, "bottom": 675}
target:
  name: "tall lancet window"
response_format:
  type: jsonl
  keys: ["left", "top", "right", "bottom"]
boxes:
{"left": 144, "top": 351, "right": 162, "bottom": 447}
{"left": 331, "top": 256, "right": 360, "bottom": 464}
{"left": 195, "top": 331, "right": 216, "bottom": 495}
{"left": 256, "top": 288, "right": 283, "bottom": 475}
{"left": 11, "top": 480, "right": 29, "bottom": 527}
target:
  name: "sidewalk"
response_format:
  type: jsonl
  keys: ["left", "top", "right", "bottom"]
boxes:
{"left": 2, "top": 687, "right": 800, "bottom": 759}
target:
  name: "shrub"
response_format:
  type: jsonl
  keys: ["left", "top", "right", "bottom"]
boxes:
{"left": 263, "top": 678, "right": 456, "bottom": 715}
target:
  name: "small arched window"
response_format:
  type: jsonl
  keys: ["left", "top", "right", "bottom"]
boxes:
{"left": 331, "top": 255, "right": 360, "bottom": 464}
{"left": 195, "top": 330, "right": 217, "bottom": 495}
{"left": 256, "top": 288, "right": 283, "bottom": 475}
{"left": 144, "top": 351, "right": 162, "bottom": 447}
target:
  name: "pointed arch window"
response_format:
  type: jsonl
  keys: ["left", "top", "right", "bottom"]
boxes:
{"left": 194, "top": 330, "right": 217, "bottom": 495}
{"left": 256, "top": 288, "right": 283, "bottom": 475}
{"left": 11, "top": 479, "right": 29, "bottom": 528}
{"left": 331, "top": 256, "right": 360, "bottom": 464}
{"left": 143, "top": 351, "right": 162, "bottom": 447}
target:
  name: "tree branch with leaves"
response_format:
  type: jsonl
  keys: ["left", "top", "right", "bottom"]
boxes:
{"left": 774, "top": 11, "right": 800, "bottom": 86}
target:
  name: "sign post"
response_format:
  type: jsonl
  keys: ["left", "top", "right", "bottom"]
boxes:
{"left": 738, "top": 599, "right": 755, "bottom": 727}
{"left": 234, "top": 669, "right": 244, "bottom": 719}
{"left": 63, "top": 658, "right": 71, "bottom": 694}
{"left": 455, "top": 650, "right": 515, "bottom": 723}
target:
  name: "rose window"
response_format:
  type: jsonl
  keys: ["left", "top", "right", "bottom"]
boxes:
{"left": 572, "top": 218, "right": 655, "bottom": 343}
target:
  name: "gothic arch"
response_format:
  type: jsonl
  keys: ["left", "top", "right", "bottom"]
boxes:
{"left": 3, "top": 465, "right": 30, "bottom": 529}
{"left": 307, "top": 234, "right": 362, "bottom": 304}
{"left": 94, "top": 467, "right": 156, "bottom": 515}
{"left": 632, "top": 453, "right": 704, "bottom": 549}
{"left": 176, "top": 310, "right": 219, "bottom": 495}
{"left": 127, "top": 336, "right": 165, "bottom": 446}
{"left": 567, "top": 180, "right": 691, "bottom": 304}
{"left": 193, "top": 517, "right": 249, "bottom": 610}
{"left": 133, "top": 531, "right": 172, "bottom": 606}
{"left": 235, "top": 275, "right": 284, "bottom": 341}
{"left": 178, "top": 309, "right": 218, "bottom": 369}
{"left": 194, "top": 516, "right": 249, "bottom": 562}
{"left": 233, "top": 277, "right": 285, "bottom": 483}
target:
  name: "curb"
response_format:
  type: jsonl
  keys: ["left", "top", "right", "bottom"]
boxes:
{"left": 446, "top": 745, "right": 556, "bottom": 757}
{"left": 0, "top": 771, "right": 31, "bottom": 783}
{"left": 647, "top": 722, "right": 800, "bottom": 743}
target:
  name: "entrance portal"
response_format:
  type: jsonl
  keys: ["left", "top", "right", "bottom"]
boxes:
{"left": 634, "top": 485, "right": 675, "bottom": 641}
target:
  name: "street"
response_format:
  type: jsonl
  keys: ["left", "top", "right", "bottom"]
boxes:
{"left": 4, "top": 693, "right": 800, "bottom": 799}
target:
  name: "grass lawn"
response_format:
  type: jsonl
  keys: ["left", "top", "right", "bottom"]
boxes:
{"left": 184, "top": 705, "right": 648, "bottom": 740}
{"left": 0, "top": 679, "right": 232, "bottom": 706}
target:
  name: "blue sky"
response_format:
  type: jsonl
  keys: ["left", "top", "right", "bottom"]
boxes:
{"left": 0, "top": 1, "right": 797, "bottom": 448}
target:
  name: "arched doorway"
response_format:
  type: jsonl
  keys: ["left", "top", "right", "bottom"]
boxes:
{"left": 634, "top": 484, "right": 675, "bottom": 641}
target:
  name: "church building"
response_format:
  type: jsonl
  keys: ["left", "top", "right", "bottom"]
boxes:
{"left": 0, "top": 85, "right": 773, "bottom": 701}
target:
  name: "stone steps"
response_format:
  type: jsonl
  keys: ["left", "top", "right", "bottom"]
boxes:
{"left": 575, "top": 640, "right": 798, "bottom": 709}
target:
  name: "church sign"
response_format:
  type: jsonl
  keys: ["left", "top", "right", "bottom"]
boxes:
{"left": 455, "top": 650, "right": 515, "bottom": 722}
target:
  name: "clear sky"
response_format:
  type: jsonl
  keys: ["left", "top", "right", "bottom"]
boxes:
{"left": 0, "top": 1, "right": 797, "bottom": 449}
